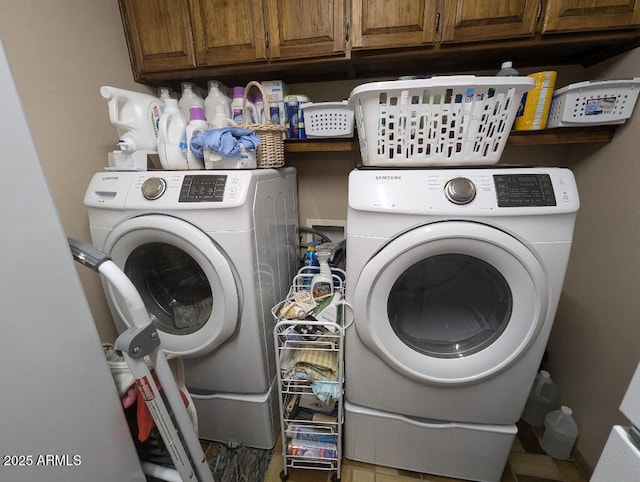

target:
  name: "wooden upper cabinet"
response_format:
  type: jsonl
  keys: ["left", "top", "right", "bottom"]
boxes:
{"left": 542, "top": 0, "right": 640, "bottom": 33}
{"left": 119, "top": 0, "right": 196, "bottom": 73}
{"left": 439, "top": 0, "right": 542, "bottom": 43}
{"left": 189, "top": 0, "right": 267, "bottom": 66}
{"left": 350, "top": 0, "right": 439, "bottom": 49}
{"left": 264, "top": 0, "right": 346, "bottom": 60}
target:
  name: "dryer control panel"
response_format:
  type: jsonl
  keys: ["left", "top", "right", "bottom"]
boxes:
{"left": 493, "top": 174, "right": 556, "bottom": 207}
{"left": 348, "top": 167, "right": 579, "bottom": 216}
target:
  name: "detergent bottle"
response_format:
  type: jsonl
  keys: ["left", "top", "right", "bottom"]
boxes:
{"left": 184, "top": 106, "right": 208, "bottom": 170}
{"left": 157, "top": 98, "right": 189, "bottom": 170}
{"left": 100, "top": 86, "right": 164, "bottom": 152}
{"left": 231, "top": 86, "right": 245, "bottom": 124}
{"left": 204, "top": 80, "right": 232, "bottom": 123}
{"left": 179, "top": 82, "right": 204, "bottom": 121}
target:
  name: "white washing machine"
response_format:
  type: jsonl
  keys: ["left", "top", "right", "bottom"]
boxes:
{"left": 84, "top": 167, "right": 298, "bottom": 449}
{"left": 343, "top": 167, "right": 579, "bottom": 481}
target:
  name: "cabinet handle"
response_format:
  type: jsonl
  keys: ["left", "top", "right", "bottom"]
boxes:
{"left": 435, "top": 11, "right": 441, "bottom": 34}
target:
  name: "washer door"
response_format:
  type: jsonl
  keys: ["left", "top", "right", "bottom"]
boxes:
{"left": 353, "top": 221, "right": 548, "bottom": 385}
{"left": 103, "top": 215, "right": 240, "bottom": 357}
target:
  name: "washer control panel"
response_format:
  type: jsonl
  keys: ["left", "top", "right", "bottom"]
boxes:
{"left": 444, "top": 177, "right": 477, "bottom": 205}
{"left": 178, "top": 175, "right": 227, "bottom": 202}
{"left": 141, "top": 177, "right": 167, "bottom": 200}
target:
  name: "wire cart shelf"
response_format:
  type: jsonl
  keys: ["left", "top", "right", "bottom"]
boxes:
{"left": 273, "top": 268, "right": 346, "bottom": 482}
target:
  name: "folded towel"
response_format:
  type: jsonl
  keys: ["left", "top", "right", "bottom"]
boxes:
{"left": 190, "top": 127, "right": 260, "bottom": 159}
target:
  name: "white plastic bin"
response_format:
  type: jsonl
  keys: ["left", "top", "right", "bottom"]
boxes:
{"left": 546, "top": 78, "right": 640, "bottom": 127}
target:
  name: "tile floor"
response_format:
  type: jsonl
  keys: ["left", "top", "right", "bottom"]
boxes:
{"left": 200, "top": 420, "right": 589, "bottom": 482}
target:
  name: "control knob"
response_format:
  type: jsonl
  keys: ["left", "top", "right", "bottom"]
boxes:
{"left": 444, "top": 177, "right": 476, "bottom": 205}
{"left": 141, "top": 177, "right": 167, "bottom": 200}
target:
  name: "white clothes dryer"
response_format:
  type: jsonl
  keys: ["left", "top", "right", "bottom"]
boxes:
{"left": 84, "top": 168, "right": 298, "bottom": 448}
{"left": 343, "top": 167, "right": 579, "bottom": 481}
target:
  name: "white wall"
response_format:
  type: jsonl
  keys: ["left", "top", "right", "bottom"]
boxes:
{"left": 0, "top": 0, "right": 151, "bottom": 341}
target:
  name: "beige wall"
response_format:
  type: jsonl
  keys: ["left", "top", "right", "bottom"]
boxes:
{"left": 2, "top": 0, "right": 638, "bottom": 473}
{"left": 546, "top": 47, "right": 640, "bottom": 472}
{"left": 0, "top": 0, "right": 150, "bottom": 341}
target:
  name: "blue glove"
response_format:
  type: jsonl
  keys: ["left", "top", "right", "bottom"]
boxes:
{"left": 190, "top": 127, "right": 260, "bottom": 159}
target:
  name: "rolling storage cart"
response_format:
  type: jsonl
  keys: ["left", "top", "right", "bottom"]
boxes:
{"left": 273, "top": 267, "right": 346, "bottom": 482}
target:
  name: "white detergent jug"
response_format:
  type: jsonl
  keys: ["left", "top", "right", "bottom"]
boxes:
{"left": 100, "top": 86, "right": 163, "bottom": 152}
{"left": 157, "top": 98, "right": 189, "bottom": 170}
{"left": 205, "top": 80, "right": 232, "bottom": 122}
{"left": 179, "top": 82, "right": 205, "bottom": 121}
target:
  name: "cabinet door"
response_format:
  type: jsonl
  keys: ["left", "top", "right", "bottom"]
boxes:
{"left": 119, "top": 0, "right": 196, "bottom": 73}
{"left": 264, "top": 0, "right": 346, "bottom": 59}
{"left": 350, "top": 0, "right": 439, "bottom": 49}
{"left": 440, "top": 0, "right": 541, "bottom": 43}
{"left": 543, "top": 0, "right": 640, "bottom": 33}
{"left": 189, "top": 0, "right": 267, "bottom": 66}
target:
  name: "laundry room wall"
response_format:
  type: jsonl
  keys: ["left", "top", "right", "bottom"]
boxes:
{"left": 544, "top": 45, "right": 640, "bottom": 473}
{"left": 0, "top": 0, "right": 146, "bottom": 342}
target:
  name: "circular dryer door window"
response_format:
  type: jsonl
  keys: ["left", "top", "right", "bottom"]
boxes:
{"left": 388, "top": 253, "right": 512, "bottom": 359}
{"left": 104, "top": 215, "right": 240, "bottom": 358}
{"left": 353, "top": 221, "right": 548, "bottom": 386}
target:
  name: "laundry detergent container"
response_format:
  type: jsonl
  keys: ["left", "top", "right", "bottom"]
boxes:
{"left": 348, "top": 76, "right": 534, "bottom": 167}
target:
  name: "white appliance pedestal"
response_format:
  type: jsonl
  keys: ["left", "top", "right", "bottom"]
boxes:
{"left": 344, "top": 402, "right": 516, "bottom": 482}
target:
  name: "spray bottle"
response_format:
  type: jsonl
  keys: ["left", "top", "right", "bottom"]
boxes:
{"left": 157, "top": 98, "right": 189, "bottom": 170}
{"left": 100, "top": 86, "right": 164, "bottom": 152}
{"left": 311, "top": 250, "right": 334, "bottom": 301}
{"left": 179, "top": 82, "right": 204, "bottom": 121}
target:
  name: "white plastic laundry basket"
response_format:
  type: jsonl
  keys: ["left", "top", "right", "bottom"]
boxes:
{"left": 347, "top": 76, "right": 534, "bottom": 166}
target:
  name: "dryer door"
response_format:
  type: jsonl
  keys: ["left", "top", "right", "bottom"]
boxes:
{"left": 103, "top": 215, "right": 240, "bottom": 357}
{"left": 352, "top": 221, "right": 548, "bottom": 385}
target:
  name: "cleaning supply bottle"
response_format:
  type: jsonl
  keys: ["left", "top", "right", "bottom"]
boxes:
{"left": 100, "top": 85, "right": 164, "bottom": 152}
{"left": 540, "top": 406, "right": 579, "bottom": 459}
{"left": 302, "top": 242, "right": 318, "bottom": 267}
{"left": 157, "top": 98, "right": 189, "bottom": 170}
{"left": 231, "top": 86, "right": 245, "bottom": 125}
{"left": 311, "top": 250, "right": 334, "bottom": 301}
{"left": 204, "top": 80, "right": 232, "bottom": 123}
{"left": 497, "top": 61, "right": 519, "bottom": 76}
{"left": 522, "top": 370, "right": 559, "bottom": 428}
{"left": 254, "top": 93, "right": 265, "bottom": 124}
{"left": 183, "top": 106, "right": 208, "bottom": 170}
{"left": 204, "top": 104, "right": 236, "bottom": 169}
{"left": 179, "top": 82, "right": 204, "bottom": 121}
{"left": 245, "top": 94, "right": 258, "bottom": 124}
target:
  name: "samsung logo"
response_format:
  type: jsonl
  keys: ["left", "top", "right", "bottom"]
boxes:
{"left": 375, "top": 175, "right": 402, "bottom": 180}
{"left": 101, "top": 175, "right": 119, "bottom": 181}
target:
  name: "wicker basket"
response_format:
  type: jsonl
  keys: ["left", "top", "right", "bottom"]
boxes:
{"left": 241, "top": 81, "right": 286, "bottom": 168}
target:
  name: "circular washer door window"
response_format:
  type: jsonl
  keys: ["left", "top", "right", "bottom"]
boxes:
{"left": 104, "top": 215, "right": 240, "bottom": 357}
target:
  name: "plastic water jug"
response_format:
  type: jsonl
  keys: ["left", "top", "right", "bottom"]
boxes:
{"left": 157, "top": 98, "right": 188, "bottom": 170}
{"left": 100, "top": 86, "right": 164, "bottom": 152}
{"left": 521, "top": 370, "right": 559, "bottom": 427}
{"left": 540, "top": 406, "right": 579, "bottom": 459}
